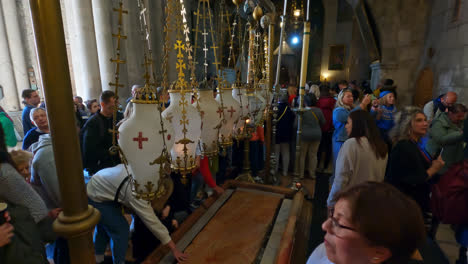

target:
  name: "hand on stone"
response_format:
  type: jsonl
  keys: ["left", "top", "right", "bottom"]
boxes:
{"left": 213, "top": 186, "right": 224, "bottom": 196}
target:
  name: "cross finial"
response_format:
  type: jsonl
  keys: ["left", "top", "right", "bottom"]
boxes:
{"left": 113, "top": 2, "right": 128, "bottom": 25}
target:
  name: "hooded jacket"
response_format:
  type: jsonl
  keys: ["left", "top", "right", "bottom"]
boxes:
{"left": 30, "top": 134, "right": 61, "bottom": 209}
{"left": 426, "top": 112, "right": 464, "bottom": 174}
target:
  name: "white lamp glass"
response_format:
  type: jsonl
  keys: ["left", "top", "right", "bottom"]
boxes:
{"left": 216, "top": 88, "right": 241, "bottom": 146}
{"left": 118, "top": 101, "right": 175, "bottom": 201}
{"left": 194, "top": 89, "right": 222, "bottom": 157}
{"left": 232, "top": 84, "right": 250, "bottom": 136}
{"left": 162, "top": 91, "right": 201, "bottom": 176}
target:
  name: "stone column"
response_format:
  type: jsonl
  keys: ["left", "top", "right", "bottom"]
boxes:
{"left": 1, "top": 0, "right": 31, "bottom": 100}
{"left": 122, "top": 0, "right": 143, "bottom": 99}
{"left": 0, "top": 3, "right": 21, "bottom": 111}
{"left": 63, "top": 0, "right": 102, "bottom": 100}
{"left": 320, "top": 0, "right": 338, "bottom": 82}
{"left": 92, "top": 0, "right": 115, "bottom": 92}
{"left": 370, "top": 62, "right": 398, "bottom": 91}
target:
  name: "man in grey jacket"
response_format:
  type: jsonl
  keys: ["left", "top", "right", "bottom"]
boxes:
{"left": 30, "top": 134, "right": 67, "bottom": 264}
{"left": 30, "top": 134, "right": 61, "bottom": 210}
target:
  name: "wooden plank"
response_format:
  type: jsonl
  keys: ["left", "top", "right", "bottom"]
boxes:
{"left": 158, "top": 189, "right": 235, "bottom": 264}
{"left": 290, "top": 198, "right": 314, "bottom": 264}
{"left": 183, "top": 190, "right": 282, "bottom": 264}
{"left": 260, "top": 199, "right": 292, "bottom": 264}
{"left": 237, "top": 187, "right": 285, "bottom": 198}
{"left": 226, "top": 179, "right": 297, "bottom": 198}
{"left": 275, "top": 191, "right": 305, "bottom": 264}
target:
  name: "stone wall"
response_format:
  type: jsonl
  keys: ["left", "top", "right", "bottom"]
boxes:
{"left": 419, "top": 0, "right": 468, "bottom": 106}
{"left": 363, "top": 0, "right": 430, "bottom": 106}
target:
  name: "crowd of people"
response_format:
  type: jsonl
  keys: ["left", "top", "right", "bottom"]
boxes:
{"left": 0, "top": 77, "right": 467, "bottom": 264}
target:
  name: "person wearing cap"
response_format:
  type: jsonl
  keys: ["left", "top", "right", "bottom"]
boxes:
{"left": 371, "top": 89, "right": 397, "bottom": 146}
{"left": 423, "top": 92, "right": 458, "bottom": 122}
{"left": 373, "top": 79, "right": 397, "bottom": 99}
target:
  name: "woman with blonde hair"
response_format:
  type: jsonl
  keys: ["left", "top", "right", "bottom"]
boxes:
{"left": 9, "top": 150, "right": 33, "bottom": 183}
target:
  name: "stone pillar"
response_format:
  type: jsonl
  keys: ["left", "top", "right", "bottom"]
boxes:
{"left": 320, "top": 0, "right": 338, "bottom": 81}
{"left": 122, "top": 0, "right": 143, "bottom": 99}
{"left": 1, "top": 0, "right": 31, "bottom": 100}
{"left": 92, "top": 0, "right": 115, "bottom": 92}
{"left": 370, "top": 61, "right": 381, "bottom": 91}
{"left": 370, "top": 62, "right": 398, "bottom": 91}
{"left": 63, "top": 0, "right": 102, "bottom": 101}
{"left": 0, "top": 3, "right": 21, "bottom": 111}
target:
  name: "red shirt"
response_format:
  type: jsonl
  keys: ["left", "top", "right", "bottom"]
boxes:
{"left": 317, "top": 96, "right": 336, "bottom": 132}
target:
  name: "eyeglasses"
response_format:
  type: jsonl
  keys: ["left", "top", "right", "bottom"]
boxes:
{"left": 328, "top": 207, "right": 357, "bottom": 238}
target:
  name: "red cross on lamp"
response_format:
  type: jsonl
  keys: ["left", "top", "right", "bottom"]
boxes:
{"left": 133, "top": 132, "right": 148, "bottom": 149}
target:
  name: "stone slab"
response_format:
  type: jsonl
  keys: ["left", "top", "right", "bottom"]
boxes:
{"left": 182, "top": 190, "right": 282, "bottom": 264}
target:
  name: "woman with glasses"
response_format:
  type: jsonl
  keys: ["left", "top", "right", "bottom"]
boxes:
{"left": 308, "top": 182, "right": 425, "bottom": 264}
{"left": 327, "top": 110, "right": 388, "bottom": 206}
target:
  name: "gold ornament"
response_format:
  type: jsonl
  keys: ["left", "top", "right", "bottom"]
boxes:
{"left": 253, "top": 5, "right": 263, "bottom": 21}
{"left": 232, "top": 0, "right": 243, "bottom": 6}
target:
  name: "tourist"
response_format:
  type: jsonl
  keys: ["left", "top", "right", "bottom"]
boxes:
{"left": 426, "top": 103, "right": 467, "bottom": 174}
{"left": 274, "top": 92, "right": 295, "bottom": 177}
{"left": 9, "top": 150, "right": 33, "bottom": 183}
{"left": 87, "top": 164, "right": 188, "bottom": 263}
{"left": 423, "top": 91, "right": 458, "bottom": 122}
{"left": 386, "top": 106, "right": 445, "bottom": 238}
{"left": 21, "top": 89, "right": 41, "bottom": 135}
{"left": 22, "top": 107, "right": 49, "bottom": 150}
{"left": 80, "top": 90, "right": 123, "bottom": 175}
{"left": 308, "top": 182, "right": 426, "bottom": 264}
{"left": 0, "top": 109, "right": 16, "bottom": 148}
{"left": 372, "top": 89, "right": 397, "bottom": 146}
{"left": 317, "top": 84, "right": 336, "bottom": 173}
{"left": 298, "top": 93, "right": 325, "bottom": 179}
{"left": 327, "top": 110, "right": 388, "bottom": 206}
{"left": 85, "top": 99, "right": 100, "bottom": 116}
{"left": 332, "top": 89, "right": 371, "bottom": 180}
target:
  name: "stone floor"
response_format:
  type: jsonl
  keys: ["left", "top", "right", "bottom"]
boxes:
{"left": 437, "top": 224, "right": 460, "bottom": 263}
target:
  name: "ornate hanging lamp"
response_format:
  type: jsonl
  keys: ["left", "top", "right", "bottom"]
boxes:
{"left": 118, "top": 0, "right": 175, "bottom": 202}
{"left": 162, "top": 0, "right": 201, "bottom": 184}
{"left": 216, "top": 0, "right": 241, "bottom": 149}
{"left": 191, "top": 0, "right": 223, "bottom": 158}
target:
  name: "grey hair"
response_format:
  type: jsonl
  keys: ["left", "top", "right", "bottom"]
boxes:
{"left": 29, "top": 107, "right": 46, "bottom": 123}
{"left": 389, "top": 106, "right": 425, "bottom": 143}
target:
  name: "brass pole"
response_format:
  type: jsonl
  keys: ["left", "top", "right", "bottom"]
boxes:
{"left": 292, "top": 0, "right": 311, "bottom": 187}
{"left": 29, "top": 1, "right": 100, "bottom": 263}
{"left": 264, "top": 17, "right": 275, "bottom": 184}
{"left": 271, "top": 1, "right": 288, "bottom": 182}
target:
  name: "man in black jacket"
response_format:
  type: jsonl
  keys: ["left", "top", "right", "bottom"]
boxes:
{"left": 81, "top": 91, "right": 123, "bottom": 175}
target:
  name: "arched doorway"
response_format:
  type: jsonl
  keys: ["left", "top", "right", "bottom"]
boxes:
{"left": 414, "top": 67, "right": 434, "bottom": 107}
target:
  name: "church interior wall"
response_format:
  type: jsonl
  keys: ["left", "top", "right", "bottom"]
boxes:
{"left": 419, "top": 0, "right": 468, "bottom": 106}
{"left": 363, "top": 0, "right": 429, "bottom": 106}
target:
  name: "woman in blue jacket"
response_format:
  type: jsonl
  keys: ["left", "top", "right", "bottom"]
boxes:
{"left": 332, "top": 89, "right": 371, "bottom": 176}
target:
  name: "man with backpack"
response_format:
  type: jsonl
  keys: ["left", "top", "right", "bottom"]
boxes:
{"left": 80, "top": 91, "right": 123, "bottom": 175}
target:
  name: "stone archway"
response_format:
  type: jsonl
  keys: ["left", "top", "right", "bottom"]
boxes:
{"left": 413, "top": 67, "right": 433, "bottom": 107}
